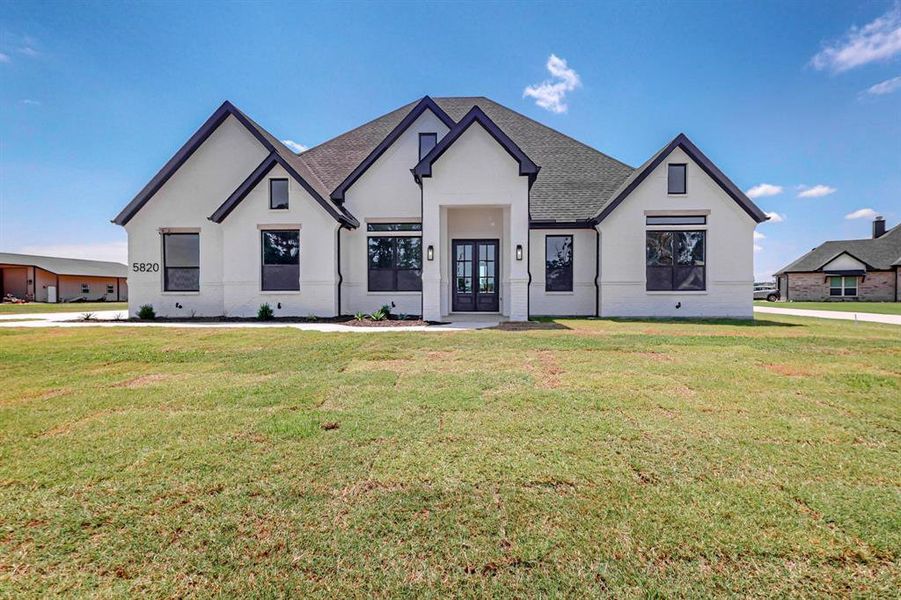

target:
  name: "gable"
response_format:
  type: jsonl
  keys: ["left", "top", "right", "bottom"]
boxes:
{"left": 592, "top": 134, "right": 767, "bottom": 224}
{"left": 114, "top": 101, "right": 355, "bottom": 228}
{"left": 412, "top": 106, "right": 539, "bottom": 184}
{"left": 821, "top": 252, "right": 868, "bottom": 272}
{"left": 329, "top": 97, "right": 455, "bottom": 202}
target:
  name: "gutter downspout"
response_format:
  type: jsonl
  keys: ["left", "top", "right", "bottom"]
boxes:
{"left": 526, "top": 187, "right": 531, "bottom": 320}
{"left": 336, "top": 225, "right": 344, "bottom": 317}
{"left": 594, "top": 226, "right": 600, "bottom": 317}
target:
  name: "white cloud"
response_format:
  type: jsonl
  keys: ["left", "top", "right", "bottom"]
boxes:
{"left": 797, "top": 184, "right": 837, "bottom": 198}
{"left": 281, "top": 139, "right": 308, "bottom": 153}
{"left": 863, "top": 74, "right": 901, "bottom": 95}
{"left": 16, "top": 242, "right": 128, "bottom": 264}
{"left": 753, "top": 231, "right": 766, "bottom": 240}
{"left": 746, "top": 183, "right": 783, "bottom": 198}
{"left": 845, "top": 207, "right": 879, "bottom": 220}
{"left": 811, "top": 4, "right": 901, "bottom": 73}
{"left": 764, "top": 211, "right": 785, "bottom": 223}
{"left": 523, "top": 54, "right": 581, "bottom": 114}
{"left": 754, "top": 244, "right": 763, "bottom": 253}
{"left": 20, "top": 99, "right": 40, "bottom": 106}
{"left": 18, "top": 46, "right": 39, "bottom": 57}
{"left": 0, "top": 52, "right": 9, "bottom": 63}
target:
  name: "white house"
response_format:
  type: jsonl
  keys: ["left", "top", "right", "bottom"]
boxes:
{"left": 113, "top": 96, "right": 767, "bottom": 321}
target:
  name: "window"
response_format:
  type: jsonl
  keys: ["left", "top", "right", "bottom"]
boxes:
{"left": 368, "top": 236, "right": 422, "bottom": 292}
{"left": 829, "top": 276, "right": 857, "bottom": 297}
{"left": 419, "top": 133, "right": 437, "bottom": 160}
{"left": 81, "top": 284, "right": 89, "bottom": 294}
{"left": 163, "top": 233, "right": 200, "bottom": 292}
{"left": 667, "top": 163, "right": 687, "bottom": 195}
{"left": 545, "top": 235, "right": 574, "bottom": 292}
{"left": 367, "top": 223, "right": 422, "bottom": 232}
{"left": 269, "top": 179, "right": 289, "bottom": 210}
{"left": 261, "top": 230, "right": 300, "bottom": 291}
{"left": 646, "top": 215, "right": 706, "bottom": 226}
{"left": 106, "top": 284, "right": 114, "bottom": 294}
{"left": 646, "top": 230, "right": 705, "bottom": 291}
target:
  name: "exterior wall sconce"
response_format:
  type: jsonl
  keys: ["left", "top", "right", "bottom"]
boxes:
{"left": 516, "top": 244, "right": 523, "bottom": 261}
{"left": 427, "top": 245, "right": 434, "bottom": 261}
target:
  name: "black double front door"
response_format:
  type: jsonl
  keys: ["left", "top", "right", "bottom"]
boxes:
{"left": 452, "top": 239, "right": 499, "bottom": 312}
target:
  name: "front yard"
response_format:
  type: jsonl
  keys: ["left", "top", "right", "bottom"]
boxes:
{"left": 755, "top": 300, "right": 901, "bottom": 316}
{"left": 0, "top": 301, "right": 127, "bottom": 315}
{"left": 1, "top": 317, "right": 898, "bottom": 596}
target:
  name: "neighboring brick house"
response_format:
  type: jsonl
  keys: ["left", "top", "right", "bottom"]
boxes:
{"left": 775, "top": 217, "right": 901, "bottom": 302}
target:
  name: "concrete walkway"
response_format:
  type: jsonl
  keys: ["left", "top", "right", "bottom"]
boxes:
{"left": 0, "top": 310, "right": 499, "bottom": 332}
{"left": 754, "top": 305, "right": 901, "bottom": 326}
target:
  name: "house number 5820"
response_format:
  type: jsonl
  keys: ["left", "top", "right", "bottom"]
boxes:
{"left": 132, "top": 262, "right": 160, "bottom": 272}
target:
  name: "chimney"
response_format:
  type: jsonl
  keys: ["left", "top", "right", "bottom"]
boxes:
{"left": 873, "top": 216, "right": 886, "bottom": 239}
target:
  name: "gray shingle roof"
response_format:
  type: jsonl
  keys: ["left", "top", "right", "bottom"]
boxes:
{"left": 775, "top": 223, "right": 901, "bottom": 274}
{"left": 0, "top": 253, "right": 127, "bottom": 278}
{"left": 298, "top": 96, "right": 635, "bottom": 222}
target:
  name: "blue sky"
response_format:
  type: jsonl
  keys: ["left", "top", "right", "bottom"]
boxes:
{"left": 1, "top": 0, "right": 899, "bottom": 279}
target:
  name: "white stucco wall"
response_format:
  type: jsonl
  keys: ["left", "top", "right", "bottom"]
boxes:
{"left": 340, "top": 109, "right": 449, "bottom": 316}
{"left": 420, "top": 123, "right": 530, "bottom": 320}
{"left": 124, "top": 115, "right": 269, "bottom": 317}
{"left": 597, "top": 146, "right": 757, "bottom": 318}
{"left": 220, "top": 164, "right": 339, "bottom": 317}
{"left": 529, "top": 228, "right": 597, "bottom": 316}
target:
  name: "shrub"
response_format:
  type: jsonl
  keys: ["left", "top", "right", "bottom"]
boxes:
{"left": 257, "top": 303, "right": 274, "bottom": 321}
{"left": 137, "top": 304, "right": 155, "bottom": 320}
{"left": 369, "top": 307, "right": 387, "bottom": 321}
{"left": 381, "top": 303, "right": 394, "bottom": 317}
{"left": 354, "top": 311, "right": 366, "bottom": 321}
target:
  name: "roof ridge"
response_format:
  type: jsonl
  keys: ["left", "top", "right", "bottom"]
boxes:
{"left": 464, "top": 96, "right": 635, "bottom": 171}
{"left": 0, "top": 251, "right": 125, "bottom": 265}
{"left": 303, "top": 99, "right": 420, "bottom": 155}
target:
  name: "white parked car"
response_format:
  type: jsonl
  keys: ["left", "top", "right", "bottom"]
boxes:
{"left": 753, "top": 284, "right": 780, "bottom": 302}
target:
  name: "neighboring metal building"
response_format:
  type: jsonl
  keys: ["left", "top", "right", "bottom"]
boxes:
{"left": 775, "top": 217, "right": 901, "bottom": 302}
{"left": 0, "top": 253, "right": 128, "bottom": 303}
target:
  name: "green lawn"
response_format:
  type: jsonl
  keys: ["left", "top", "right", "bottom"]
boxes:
{"left": 0, "top": 301, "right": 127, "bottom": 315}
{"left": 1, "top": 317, "right": 899, "bottom": 597}
{"left": 755, "top": 300, "right": 901, "bottom": 316}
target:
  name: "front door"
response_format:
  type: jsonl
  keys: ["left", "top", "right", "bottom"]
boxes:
{"left": 452, "top": 239, "right": 499, "bottom": 312}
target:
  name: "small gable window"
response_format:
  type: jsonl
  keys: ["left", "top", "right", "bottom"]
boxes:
{"left": 419, "top": 133, "right": 437, "bottom": 160}
{"left": 270, "top": 179, "right": 289, "bottom": 210}
{"left": 829, "top": 276, "right": 857, "bottom": 297}
{"left": 667, "top": 164, "right": 687, "bottom": 195}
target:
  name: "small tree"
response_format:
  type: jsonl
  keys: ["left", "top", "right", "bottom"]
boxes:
{"left": 137, "top": 304, "right": 156, "bottom": 320}
{"left": 257, "top": 303, "right": 274, "bottom": 321}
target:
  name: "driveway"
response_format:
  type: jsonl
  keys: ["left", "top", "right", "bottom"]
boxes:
{"left": 0, "top": 310, "right": 499, "bottom": 332}
{"left": 754, "top": 305, "right": 901, "bottom": 326}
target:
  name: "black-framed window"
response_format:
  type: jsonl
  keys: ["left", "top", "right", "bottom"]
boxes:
{"left": 366, "top": 223, "right": 422, "bottom": 232}
{"left": 545, "top": 235, "right": 574, "bottom": 292}
{"left": 163, "top": 233, "right": 200, "bottom": 292}
{"left": 646, "top": 215, "right": 705, "bottom": 226}
{"left": 667, "top": 164, "right": 687, "bottom": 195}
{"left": 646, "top": 230, "right": 705, "bottom": 291}
{"left": 829, "top": 276, "right": 857, "bottom": 297}
{"left": 269, "top": 179, "right": 289, "bottom": 210}
{"left": 368, "top": 236, "right": 422, "bottom": 292}
{"left": 419, "top": 133, "right": 437, "bottom": 160}
{"left": 106, "top": 284, "right": 114, "bottom": 294}
{"left": 261, "top": 230, "right": 300, "bottom": 291}
{"left": 81, "top": 283, "right": 89, "bottom": 294}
